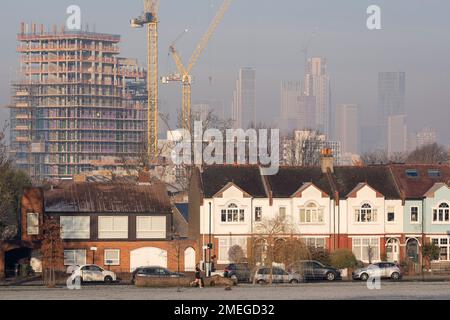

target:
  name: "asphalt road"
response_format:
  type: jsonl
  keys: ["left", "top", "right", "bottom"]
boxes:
{"left": 1, "top": 281, "right": 450, "bottom": 300}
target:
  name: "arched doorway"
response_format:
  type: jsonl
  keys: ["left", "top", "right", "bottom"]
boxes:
{"left": 406, "top": 238, "right": 419, "bottom": 263}
{"left": 184, "top": 248, "right": 196, "bottom": 272}
{"left": 386, "top": 238, "right": 400, "bottom": 263}
{"left": 130, "top": 247, "right": 167, "bottom": 272}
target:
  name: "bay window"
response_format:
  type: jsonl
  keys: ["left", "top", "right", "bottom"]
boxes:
{"left": 352, "top": 237, "right": 380, "bottom": 262}
{"left": 300, "top": 203, "right": 324, "bottom": 224}
{"left": 432, "top": 203, "right": 450, "bottom": 223}
{"left": 221, "top": 203, "right": 245, "bottom": 223}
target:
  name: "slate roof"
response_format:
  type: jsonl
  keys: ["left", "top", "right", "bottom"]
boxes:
{"left": 201, "top": 165, "right": 267, "bottom": 198}
{"left": 389, "top": 164, "right": 450, "bottom": 199}
{"left": 44, "top": 182, "right": 172, "bottom": 213}
{"left": 333, "top": 166, "right": 400, "bottom": 199}
{"left": 265, "top": 167, "right": 333, "bottom": 197}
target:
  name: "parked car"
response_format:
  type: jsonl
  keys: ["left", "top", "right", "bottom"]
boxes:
{"left": 69, "top": 264, "right": 117, "bottom": 284}
{"left": 131, "top": 266, "right": 185, "bottom": 284}
{"left": 223, "top": 263, "right": 251, "bottom": 283}
{"left": 352, "top": 262, "right": 402, "bottom": 281}
{"left": 254, "top": 266, "right": 302, "bottom": 284}
{"left": 288, "top": 260, "right": 342, "bottom": 282}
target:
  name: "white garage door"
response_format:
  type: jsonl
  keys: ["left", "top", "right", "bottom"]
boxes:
{"left": 184, "top": 247, "right": 196, "bottom": 272}
{"left": 130, "top": 247, "right": 168, "bottom": 272}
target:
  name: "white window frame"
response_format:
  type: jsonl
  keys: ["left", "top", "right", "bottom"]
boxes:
{"left": 217, "top": 237, "right": 247, "bottom": 264}
{"left": 352, "top": 237, "right": 380, "bottom": 263}
{"left": 220, "top": 203, "right": 245, "bottom": 224}
{"left": 255, "top": 207, "right": 262, "bottom": 222}
{"left": 432, "top": 202, "right": 450, "bottom": 224}
{"left": 303, "top": 237, "right": 326, "bottom": 249}
{"left": 60, "top": 216, "right": 90, "bottom": 239}
{"left": 278, "top": 206, "right": 287, "bottom": 220}
{"left": 410, "top": 206, "right": 420, "bottom": 224}
{"left": 27, "top": 212, "right": 39, "bottom": 235}
{"left": 386, "top": 207, "right": 396, "bottom": 223}
{"left": 64, "top": 249, "right": 87, "bottom": 266}
{"left": 98, "top": 216, "right": 128, "bottom": 239}
{"left": 136, "top": 216, "right": 167, "bottom": 239}
{"left": 431, "top": 237, "right": 450, "bottom": 261}
{"left": 104, "top": 249, "right": 121, "bottom": 266}
{"left": 354, "top": 203, "right": 378, "bottom": 223}
{"left": 299, "top": 202, "right": 325, "bottom": 224}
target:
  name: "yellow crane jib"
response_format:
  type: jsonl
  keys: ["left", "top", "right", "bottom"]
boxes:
{"left": 162, "top": 0, "right": 234, "bottom": 132}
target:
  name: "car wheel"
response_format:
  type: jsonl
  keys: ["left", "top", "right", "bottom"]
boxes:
{"left": 104, "top": 276, "right": 113, "bottom": 284}
{"left": 360, "top": 273, "right": 369, "bottom": 281}
{"left": 289, "top": 279, "right": 299, "bottom": 284}
{"left": 326, "top": 272, "right": 336, "bottom": 281}
{"left": 257, "top": 279, "right": 266, "bottom": 285}
{"left": 391, "top": 272, "right": 400, "bottom": 281}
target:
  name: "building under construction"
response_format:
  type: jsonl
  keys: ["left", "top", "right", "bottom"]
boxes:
{"left": 9, "top": 23, "right": 148, "bottom": 182}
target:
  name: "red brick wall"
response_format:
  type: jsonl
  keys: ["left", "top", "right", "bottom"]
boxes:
{"left": 62, "top": 240, "right": 197, "bottom": 273}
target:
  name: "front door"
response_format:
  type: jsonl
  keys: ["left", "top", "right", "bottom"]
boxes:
{"left": 386, "top": 239, "right": 400, "bottom": 263}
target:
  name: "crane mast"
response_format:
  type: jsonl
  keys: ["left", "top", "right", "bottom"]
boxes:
{"left": 131, "top": 0, "right": 160, "bottom": 160}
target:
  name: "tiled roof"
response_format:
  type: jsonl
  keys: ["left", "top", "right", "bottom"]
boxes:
{"left": 333, "top": 166, "right": 400, "bottom": 199}
{"left": 265, "top": 167, "right": 333, "bottom": 197}
{"left": 201, "top": 165, "right": 267, "bottom": 198}
{"left": 44, "top": 182, "right": 172, "bottom": 213}
{"left": 389, "top": 164, "right": 450, "bottom": 199}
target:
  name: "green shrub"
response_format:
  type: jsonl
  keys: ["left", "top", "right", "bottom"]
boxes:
{"left": 330, "top": 249, "right": 358, "bottom": 269}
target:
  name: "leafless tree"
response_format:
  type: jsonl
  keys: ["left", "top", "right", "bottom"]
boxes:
{"left": 228, "top": 245, "right": 246, "bottom": 264}
{"left": 282, "top": 130, "right": 326, "bottom": 166}
{"left": 252, "top": 214, "right": 295, "bottom": 285}
{"left": 40, "top": 217, "right": 64, "bottom": 288}
{"left": 407, "top": 143, "right": 448, "bottom": 164}
{"left": 360, "top": 149, "right": 390, "bottom": 165}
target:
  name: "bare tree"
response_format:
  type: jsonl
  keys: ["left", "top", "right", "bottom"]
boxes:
{"left": 360, "top": 149, "right": 389, "bottom": 165}
{"left": 407, "top": 143, "right": 448, "bottom": 164}
{"left": 282, "top": 130, "right": 327, "bottom": 166}
{"left": 40, "top": 217, "right": 64, "bottom": 288}
{"left": 228, "top": 245, "right": 246, "bottom": 264}
{"left": 253, "top": 214, "right": 295, "bottom": 285}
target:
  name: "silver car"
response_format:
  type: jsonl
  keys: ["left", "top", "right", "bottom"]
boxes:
{"left": 254, "top": 266, "right": 303, "bottom": 284}
{"left": 352, "top": 262, "right": 402, "bottom": 281}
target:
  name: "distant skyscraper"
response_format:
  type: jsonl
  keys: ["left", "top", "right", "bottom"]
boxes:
{"left": 279, "top": 81, "right": 315, "bottom": 134}
{"left": 304, "top": 57, "right": 331, "bottom": 137}
{"left": 416, "top": 127, "right": 437, "bottom": 148}
{"left": 377, "top": 72, "right": 406, "bottom": 148}
{"left": 231, "top": 67, "right": 256, "bottom": 129}
{"left": 335, "top": 104, "right": 359, "bottom": 155}
{"left": 388, "top": 114, "right": 407, "bottom": 157}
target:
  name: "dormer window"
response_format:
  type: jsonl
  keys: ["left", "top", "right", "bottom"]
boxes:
{"left": 221, "top": 203, "right": 245, "bottom": 223}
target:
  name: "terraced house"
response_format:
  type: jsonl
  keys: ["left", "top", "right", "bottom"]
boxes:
{"left": 189, "top": 156, "right": 450, "bottom": 270}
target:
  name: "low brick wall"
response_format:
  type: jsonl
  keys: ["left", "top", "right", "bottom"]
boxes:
{"left": 135, "top": 275, "right": 234, "bottom": 288}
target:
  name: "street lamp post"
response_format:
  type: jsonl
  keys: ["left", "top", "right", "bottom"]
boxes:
{"left": 208, "top": 202, "right": 212, "bottom": 277}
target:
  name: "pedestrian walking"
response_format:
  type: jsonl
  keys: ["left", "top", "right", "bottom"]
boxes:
{"left": 195, "top": 265, "right": 204, "bottom": 288}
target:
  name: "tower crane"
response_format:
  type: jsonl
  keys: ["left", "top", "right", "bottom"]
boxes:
{"left": 162, "top": 0, "right": 234, "bottom": 131}
{"left": 131, "top": 0, "right": 160, "bottom": 160}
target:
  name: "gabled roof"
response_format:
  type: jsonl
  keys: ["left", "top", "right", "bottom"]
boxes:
{"left": 333, "top": 166, "right": 400, "bottom": 200}
{"left": 423, "top": 182, "right": 450, "bottom": 198}
{"left": 201, "top": 165, "right": 267, "bottom": 198}
{"left": 213, "top": 182, "right": 252, "bottom": 198}
{"left": 389, "top": 164, "right": 450, "bottom": 199}
{"left": 265, "top": 167, "right": 333, "bottom": 198}
{"left": 291, "top": 182, "right": 329, "bottom": 198}
{"left": 44, "top": 182, "right": 172, "bottom": 213}
{"left": 346, "top": 182, "right": 383, "bottom": 199}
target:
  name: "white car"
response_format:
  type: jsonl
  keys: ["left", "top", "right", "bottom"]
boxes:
{"left": 69, "top": 264, "right": 117, "bottom": 284}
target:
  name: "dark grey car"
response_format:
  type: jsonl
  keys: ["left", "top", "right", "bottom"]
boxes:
{"left": 131, "top": 266, "right": 185, "bottom": 284}
{"left": 289, "top": 260, "right": 342, "bottom": 282}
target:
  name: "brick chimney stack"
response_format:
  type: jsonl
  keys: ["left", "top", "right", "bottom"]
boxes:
{"left": 321, "top": 148, "right": 334, "bottom": 173}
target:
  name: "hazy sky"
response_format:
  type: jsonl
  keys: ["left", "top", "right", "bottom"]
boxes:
{"left": 1, "top": 0, "right": 449, "bottom": 144}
